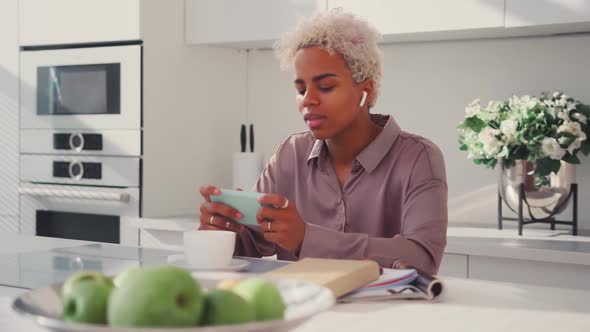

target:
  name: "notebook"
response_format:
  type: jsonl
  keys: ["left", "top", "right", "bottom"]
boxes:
{"left": 340, "top": 268, "right": 445, "bottom": 302}
{"left": 345, "top": 268, "right": 418, "bottom": 294}
{"left": 264, "top": 258, "right": 380, "bottom": 297}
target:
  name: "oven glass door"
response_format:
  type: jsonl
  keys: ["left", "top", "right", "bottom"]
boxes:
{"left": 36, "top": 210, "right": 119, "bottom": 244}
{"left": 19, "top": 183, "right": 140, "bottom": 245}
{"left": 37, "top": 63, "right": 120, "bottom": 116}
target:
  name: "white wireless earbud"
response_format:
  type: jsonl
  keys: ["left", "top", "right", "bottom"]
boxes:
{"left": 359, "top": 90, "right": 368, "bottom": 107}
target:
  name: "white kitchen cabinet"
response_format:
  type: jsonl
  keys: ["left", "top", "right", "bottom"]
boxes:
{"left": 469, "top": 255, "right": 590, "bottom": 291}
{"left": 438, "top": 253, "right": 468, "bottom": 278}
{"left": 19, "top": 0, "right": 140, "bottom": 46}
{"left": 185, "top": 0, "right": 326, "bottom": 47}
{"left": 185, "top": 0, "right": 590, "bottom": 48}
{"left": 0, "top": 0, "right": 19, "bottom": 221}
{"left": 506, "top": 0, "right": 590, "bottom": 27}
{"left": 328, "top": 0, "right": 505, "bottom": 41}
{"left": 0, "top": 253, "right": 19, "bottom": 289}
{"left": 0, "top": 216, "right": 18, "bottom": 234}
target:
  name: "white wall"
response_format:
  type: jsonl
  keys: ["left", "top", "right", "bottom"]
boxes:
{"left": 0, "top": 0, "right": 20, "bottom": 232}
{"left": 247, "top": 33, "right": 590, "bottom": 231}
{"left": 141, "top": 0, "right": 246, "bottom": 217}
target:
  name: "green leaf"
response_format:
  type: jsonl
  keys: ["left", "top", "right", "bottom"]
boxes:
{"left": 534, "top": 157, "right": 561, "bottom": 177}
{"left": 576, "top": 103, "right": 590, "bottom": 116}
{"left": 483, "top": 158, "right": 498, "bottom": 168}
{"left": 459, "top": 144, "right": 467, "bottom": 151}
{"left": 581, "top": 141, "right": 590, "bottom": 156}
{"left": 464, "top": 116, "right": 487, "bottom": 133}
{"left": 510, "top": 146, "right": 528, "bottom": 159}
{"left": 562, "top": 152, "right": 581, "bottom": 164}
{"left": 535, "top": 176, "right": 550, "bottom": 189}
{"left": 473, "top": 159, "right": 482, "bottom": 165}
{"left": 558, "top": 132, "right": 576, "bottom": 139}
{"left": 502, "top": 158, "right": 516, "bottom": 169}
{"left": 558, "top": 136, "right": 575, "bottom": 148}
{"left": 533, "top": 134, "right": 546, "bottom": 144}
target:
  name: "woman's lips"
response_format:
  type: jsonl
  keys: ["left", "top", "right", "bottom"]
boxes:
{"left": 304, "top": 113, "right": 327, "bottom": 129}
{"left": 306, "top": 118, "right": 326, "bottom": 129}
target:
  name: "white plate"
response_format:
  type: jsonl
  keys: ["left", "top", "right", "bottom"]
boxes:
{"left": 167, "top": 254, "right": 250, "bottom": 272}
{"left": 12, "top": 276, "right": 335, "bottom": 332}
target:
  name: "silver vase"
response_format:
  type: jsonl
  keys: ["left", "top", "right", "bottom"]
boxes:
{"left": 499, "top": 160, "right": 576, "bottom": 219}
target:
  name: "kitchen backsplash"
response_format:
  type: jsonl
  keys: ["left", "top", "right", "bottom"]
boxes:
{"left": 245, "top": 33, "right": 590, "bottom": 231}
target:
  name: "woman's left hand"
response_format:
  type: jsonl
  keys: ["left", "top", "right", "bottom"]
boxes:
{"left": 257, "top": 194, "right": 306, "bottom": 254}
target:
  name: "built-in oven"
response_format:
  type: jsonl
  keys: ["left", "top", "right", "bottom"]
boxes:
{"left": 18, "top": 42, "right": 142, "bottom": 245}
{"left": 19, "top": 182, "right": 140, "bottom": 245}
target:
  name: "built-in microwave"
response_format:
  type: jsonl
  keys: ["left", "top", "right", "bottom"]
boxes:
{"left": 18, "top": 42, "right": 143, "bottom": 245}
{"left": 19, "top": 44, "right": 141, "bottom": 130}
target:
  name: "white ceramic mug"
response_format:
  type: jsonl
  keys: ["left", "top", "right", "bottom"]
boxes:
{"left": 182, "top": 230, "right": 236, "bottom": 269}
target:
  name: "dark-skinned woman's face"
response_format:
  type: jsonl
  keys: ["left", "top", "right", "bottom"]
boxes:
{"left": 294, "top": 46, "right": 366, "bottom": 140}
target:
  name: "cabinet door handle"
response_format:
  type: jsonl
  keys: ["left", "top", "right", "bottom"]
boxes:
{"left": 18, "top": 186, "right": 130, "bottom": 202}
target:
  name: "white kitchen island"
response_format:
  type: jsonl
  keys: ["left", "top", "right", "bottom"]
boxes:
{"left": 0, "top": 232, "right": 589, "bottom": 332}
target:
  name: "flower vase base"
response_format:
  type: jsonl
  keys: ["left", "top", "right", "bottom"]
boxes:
{"left": 497, "top": 183, "right": 578, "bottom": 236}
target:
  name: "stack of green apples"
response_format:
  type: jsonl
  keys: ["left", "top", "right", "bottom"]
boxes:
{"left": 61, "top": 266, "right": 286, "bottom": 327}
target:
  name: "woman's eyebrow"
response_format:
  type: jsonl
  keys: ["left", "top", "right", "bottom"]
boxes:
{"left": 294, "top": 73, "right": 337, "bottom": 84}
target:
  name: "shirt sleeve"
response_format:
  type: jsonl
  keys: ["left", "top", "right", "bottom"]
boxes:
{"left": 298, "top": 145, "right": 448, "bottom": 275}
{"left": 233, "top": 142, "right": 298, "bottom": 260}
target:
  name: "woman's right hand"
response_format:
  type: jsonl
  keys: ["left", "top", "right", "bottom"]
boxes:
{"left": 199, "top": 185, "right": 245, "bottom": 232}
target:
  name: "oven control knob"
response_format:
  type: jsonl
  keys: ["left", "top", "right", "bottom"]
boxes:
{"left": 69, "top": 161, "right": 84, "bottom": 180}
{"left": 69, "top": 133, "right": 85, "bottom": 152}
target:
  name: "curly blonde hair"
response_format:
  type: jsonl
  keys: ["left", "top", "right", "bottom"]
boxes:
{"left": 274, "top": 9, "right": 383, "bottom": 108}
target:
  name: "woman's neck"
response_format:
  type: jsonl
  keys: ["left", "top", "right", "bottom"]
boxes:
{"left": 326, "top": 112, "right": 383, "bottom": 166}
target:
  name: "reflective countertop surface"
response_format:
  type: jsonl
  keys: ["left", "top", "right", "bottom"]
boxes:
{"left": 0, "top": 243, "right": 288, "bottom": 290}
{"left": 0, "top": 243, "right": 175, "bottom": 289}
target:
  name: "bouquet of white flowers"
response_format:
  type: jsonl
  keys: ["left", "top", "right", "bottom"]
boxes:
{"left": 458, "top": 92, "right": 590, "bottom": 176}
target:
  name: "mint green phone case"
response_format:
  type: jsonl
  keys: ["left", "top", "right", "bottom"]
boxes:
{"left": 210, "top": 189, "right": 264, "bottom": 225}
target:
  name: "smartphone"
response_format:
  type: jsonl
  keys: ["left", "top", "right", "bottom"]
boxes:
{"left": 210, "top": 189, "right": 265, "bottom": 225}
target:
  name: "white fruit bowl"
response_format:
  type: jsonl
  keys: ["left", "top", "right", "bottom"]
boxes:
{"left": 12, "top": 274, "right": 335, "bottom": 332}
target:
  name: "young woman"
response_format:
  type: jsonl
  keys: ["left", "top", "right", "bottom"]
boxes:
{"left": 199, "top": 10, "right": 447, "bottom": 275}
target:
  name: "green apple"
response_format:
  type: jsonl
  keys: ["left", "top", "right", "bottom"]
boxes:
{"left": 232, "top": 278, "right": 286, "bottom": 321}
{"left": 112, "top": 266, "right": 141, "bottom": 287}
{"left": 62, "top": 280, "right": 112, "bottom": 324}
{"left": 107, "top": 266, "right": 204, "bottom": 327}
{"left": 202, "top": 289, "right": 255, "bottom": 326}
{"left": 61, "top": 271, "right": 113, "bottom": 299}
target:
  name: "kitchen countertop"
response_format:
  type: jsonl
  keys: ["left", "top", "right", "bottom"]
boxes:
{"left": 0, "top": 238, "right": 288, "bottom": 291}
{"left": 446, "top": 226, "right": 590, "bottom": 265}
{"left": 0, "top": 233, "right": 90, "bottom": 255}
{"left": 448, "top": 226, "right": 590, "bottom": 242}
{"left": 0, "top": 233, "right": 588, "bottom": 331}
{"left": 132, "top": 214, "right": 590, "bottom": 266}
